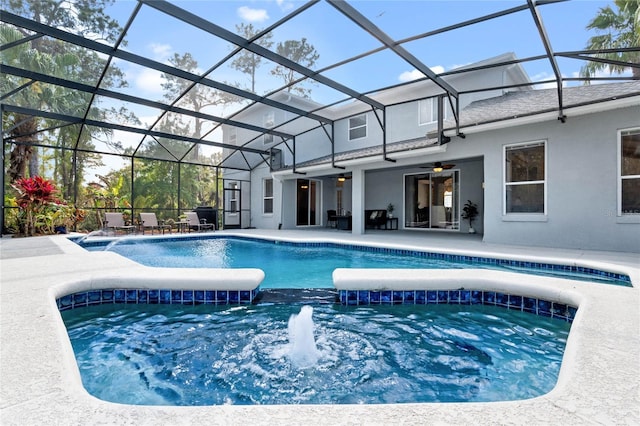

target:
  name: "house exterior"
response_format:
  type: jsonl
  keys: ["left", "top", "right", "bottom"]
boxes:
{"left": 222, "top": 54, "right": 640, "bottom": 253}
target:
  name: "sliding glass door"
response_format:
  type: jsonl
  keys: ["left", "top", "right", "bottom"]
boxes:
{"left": 296, "top": 179, "right": 321, "bottom": 226}
{"left": 404, "top": 171, "right": 459, "bottom": 230}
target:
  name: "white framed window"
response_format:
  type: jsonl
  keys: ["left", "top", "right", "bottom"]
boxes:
{"left": 419, "top": 97, "right": 450, "bottom": 126}
{"left": 263, "top": 178, "right": 274, "bottom": 214}
{"left": 619, "top": 128, "right": 640, "bottom": 215}
{"left": 418, "top": 99, "right": 431, "bottom": 125}
{"left": 504, "top": 141, "right": 546, "bottom": 215}
{"left": 228, "top": 126, "right": 237, "bottom": 144}
{"left": 348, "top": 114, "right": 367, "bottom": 140}
{"left": 263, "top": 111, "right": 274, "bottom": 145}
{"left": 229, "top": 182, "right": 238, "bottom": 214}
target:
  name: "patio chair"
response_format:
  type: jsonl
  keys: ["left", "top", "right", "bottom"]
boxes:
{"left": 365, "top": 209, "right": 387, "bottom": 229}
{"left": 185, "top": 211, "right": 214, "bottom": 232}
{"left": 139, "top": 212, "right": 172, "bottom": 235}
{"left": 326, "top": 210, "right": 337, "bottom": 228}
{"left": 194, "top": 206, "right": 218, "bottom": 231}
{"left": 104, "top": 212, "right": 136, "bottom": 235}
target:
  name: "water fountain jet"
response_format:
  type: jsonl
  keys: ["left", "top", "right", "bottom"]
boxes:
{"left": 104, "top": 236, "right": 137, "bottom": 251}
{"left": 287, "top": 305, "right": 319, "bottom": 368}
{"left": 75, "top": 230, "right": 107, "bottom": 245}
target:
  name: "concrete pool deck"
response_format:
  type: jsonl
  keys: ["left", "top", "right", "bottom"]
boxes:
{"left": 1, "top": 230, "right": 638, "bottom": 425}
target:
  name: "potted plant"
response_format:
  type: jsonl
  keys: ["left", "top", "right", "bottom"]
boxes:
{"left": 462, "top": 200, "right": 479, "bottom": 233}
{"left": 387, "top": 203, "right": 395, "bottom": 218}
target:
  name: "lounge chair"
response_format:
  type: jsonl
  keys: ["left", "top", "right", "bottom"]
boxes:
{"left": 139, "top": 212, "right": 172, "bottom": 235}
{"left": 185, "top": 211, "right": 214, "bottom": 232}
{"left": 365, "top": 209, "right": 388, "bottom": 229}
{"left": 104, "top": 212, "right": 136, "bottom": 235}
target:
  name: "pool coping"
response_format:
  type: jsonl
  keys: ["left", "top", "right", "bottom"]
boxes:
{"left": 1, "top": 231, "right": 639, "bottom": 425}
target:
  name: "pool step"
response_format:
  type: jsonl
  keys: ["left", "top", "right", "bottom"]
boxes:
{"left": 253, "top": 288, "right": 339, "bottom": 305}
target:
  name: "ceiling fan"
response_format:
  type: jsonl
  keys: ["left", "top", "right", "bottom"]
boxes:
{"left": 336, "top": 173, "right": 352, "bottom": 182}
{"left": 421, "top": 161, "right": 455, "bottom": 172}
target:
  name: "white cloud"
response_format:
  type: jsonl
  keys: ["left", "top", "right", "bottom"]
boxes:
{"left": 530, "top": 71, "right": 567, "bottom": 89}
{"left": 149, "top": 43, "right": 172, "bottom": 62}
{"left": 399, "top": 69, "right": 424, "bottom": 82}
{"left": 530, "top": 71, "right": 558, "bottom": 89}
{"left": 237, "top": 6, "right": 269, "bottom": 23}
{"left": 134, "top": 68, "right": 165, "bottom": 95}
{"left": 578, "top": 67, "right": 633, "bottom": 84}
{"left": 398, "top": 66, "right": 444, "bottom": 82}
{"left": 276, "top": 0, "right": 295, "bottom": 12}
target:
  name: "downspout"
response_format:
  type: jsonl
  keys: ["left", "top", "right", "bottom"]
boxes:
{"left": 327, "top": 122, "right": 344, "bottom": 171}
{"left": 292, "top": 136, "right": 306, "bottom": 176}
{"left": 373, "top": 107, "right": 395, "bottom": 163}
{"left": 1, "top": 106, "right": 4, "bottom": 233}
{"left": 273, "top": 173, "right": 285, "bottom": 230}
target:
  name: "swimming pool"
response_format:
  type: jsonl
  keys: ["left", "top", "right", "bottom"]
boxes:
{"left": 78, "top": 235, "right": 632, "bottom": 288}
{"left": 4, "top": 234, "right": 638, "bottom": 424}
{"left": 62, "top": 302, "right": 570, "bottom": 406}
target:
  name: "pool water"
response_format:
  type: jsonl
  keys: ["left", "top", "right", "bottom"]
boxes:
{"left": 62, "top": 303, "right": 570, "bottom": 406}
{"left": 81, "top": 237, "right": 629, "bottom": 288}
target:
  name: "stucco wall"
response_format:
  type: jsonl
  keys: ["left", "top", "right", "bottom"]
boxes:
{"left": 250, "top": 167, "right": 281, "bottom": 230}
{"left": 249, "top": 105, "right": 639, "bottom": 252}
{"left": 475, "top": 107, "right": 640, "bottom": 252}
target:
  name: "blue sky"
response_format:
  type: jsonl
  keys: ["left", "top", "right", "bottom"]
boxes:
{"left": 103, "top": 0, "right": 625, "bottom": 105}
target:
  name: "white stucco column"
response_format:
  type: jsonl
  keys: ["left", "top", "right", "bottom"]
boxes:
{"left": 351, "top": 169, "right": 365, "bottom": 234}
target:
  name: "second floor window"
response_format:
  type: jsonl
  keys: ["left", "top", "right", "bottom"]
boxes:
{"left": 263, "top": 178, "right": 273, "bottom": 214}
{"left": 504, "top": 141, "right": 546, "bottom": 214}
{"left": 263, "top": 111, "right": 274, "bottom": 145}
{"left": 228, "top": 127, "right": 236, "bottom": 144}
{"left": 349, "top": 114, "right": 367, "bottom": 140}
{"left": 620, "top": 128, "right": 640, "bottom": 215}
{"left": 419, "top": 97, "right": 450, "bottom": 125}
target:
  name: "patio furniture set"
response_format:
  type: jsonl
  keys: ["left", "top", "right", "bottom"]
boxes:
{"left": 103, "top": 211, "right": 215, "bottom": 236}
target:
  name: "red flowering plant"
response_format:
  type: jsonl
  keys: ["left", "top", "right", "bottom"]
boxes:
{"left": 11, "top": 176, "right": 62, "bottom": 236}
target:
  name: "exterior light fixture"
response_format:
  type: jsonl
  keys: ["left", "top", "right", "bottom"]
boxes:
{"left": 430, "top": 162, "right": 453, "bottom": 173}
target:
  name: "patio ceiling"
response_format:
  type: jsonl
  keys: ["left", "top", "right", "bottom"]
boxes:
{"left": 2, "top": 0, "right": 638, "bottom": 172}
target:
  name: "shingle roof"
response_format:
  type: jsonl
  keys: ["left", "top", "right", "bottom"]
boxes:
{"left": 285, "top": 82, "right": 640, "bottom": 170}
{"left": 455, "top": 81, "right": 640, "bottom": 128}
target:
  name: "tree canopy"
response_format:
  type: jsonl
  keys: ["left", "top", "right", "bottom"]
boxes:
{"left": 581, "top": 0, "right": 640, "bottom": 81}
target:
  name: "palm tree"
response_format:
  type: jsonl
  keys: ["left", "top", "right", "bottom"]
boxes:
{"left": 1, "top": 25, "right": 83, "bottom": 181}
{"left": 2, "top": 1, "right": 126, "bottom": 182}
{"left": 580, "top": 0, "right": 640, "bottom": 82}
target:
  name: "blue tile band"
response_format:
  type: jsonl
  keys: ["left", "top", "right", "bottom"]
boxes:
{"left": 338, "top": 289, "right": 577, "bottom": 322}
{"left": 58, "top": 287, "right": 576, "bottom": 322}
{"left": 57, "top": 288, "right": 259, "bottom": 311}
